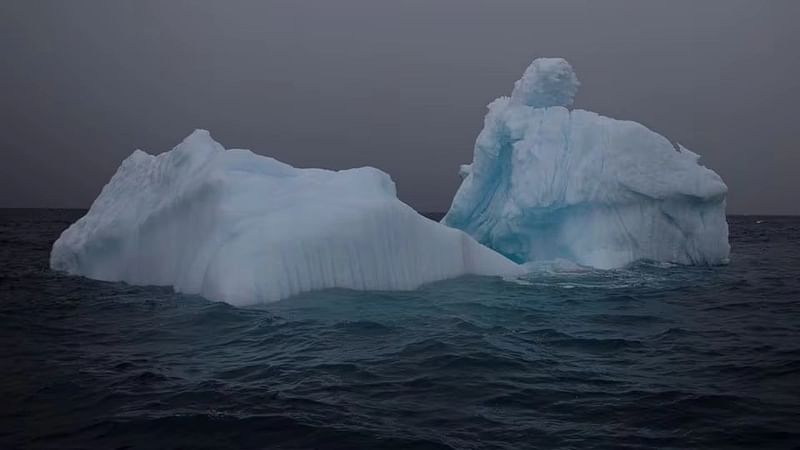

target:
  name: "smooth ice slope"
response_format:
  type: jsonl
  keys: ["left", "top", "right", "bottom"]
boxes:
{"left": 443, "top": 58, "right": 729, "bottom": 269}
{"left": 51, "top": 130, "right": 522, "bottom": 305}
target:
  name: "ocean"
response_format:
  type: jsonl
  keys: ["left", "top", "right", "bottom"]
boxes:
{"left": 1, "top": 209, "right": 798, "bottom": 449}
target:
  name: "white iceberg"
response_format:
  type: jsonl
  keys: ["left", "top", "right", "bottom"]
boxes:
{"left": 442, "top": 58, "right": 729, "bottom": 269}
{"left": 51, "top": 130, "right": 522, "bottom": 305}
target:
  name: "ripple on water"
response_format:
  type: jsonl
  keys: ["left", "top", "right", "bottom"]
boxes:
{"left": 1, "top": 212, "right": 800, "bottom": 448}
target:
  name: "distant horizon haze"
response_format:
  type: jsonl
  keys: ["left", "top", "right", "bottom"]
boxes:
{"left": 2, "top": 1, "right": 799, "bottom": 214}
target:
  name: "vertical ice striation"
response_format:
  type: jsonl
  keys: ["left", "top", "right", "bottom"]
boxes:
{"left": 51, "top": 130, "right": 523, "bottom": 305}
{"left": 443, "top": 58, "right": 729, "bottom": 269}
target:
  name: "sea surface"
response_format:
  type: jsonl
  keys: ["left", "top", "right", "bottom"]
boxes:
{"left": 1, "top": 209, "right": 799, "bottom": 449}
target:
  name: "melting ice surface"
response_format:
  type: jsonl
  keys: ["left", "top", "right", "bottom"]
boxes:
{"left": 443, "top": 58, "right": 730, "bottom": 269}
{"left": 51, "top": 130, "right": 522, "bottom": 305}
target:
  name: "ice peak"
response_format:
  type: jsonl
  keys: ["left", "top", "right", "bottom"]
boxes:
{"left": 510, "top": 58, "right": 579, "bottom": 108}
{"left": 168, "top": 129, "right": 225, "bottom": 163}
{"left": 180, "top": 129, "right": 216, "bottom": 145}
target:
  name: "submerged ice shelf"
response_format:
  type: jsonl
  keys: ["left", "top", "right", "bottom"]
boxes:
{"left": 51, "top": 130, "right": 522, "bottom": 305}
{"left": 443, "top": 58, "right": 730, "bottom": 269}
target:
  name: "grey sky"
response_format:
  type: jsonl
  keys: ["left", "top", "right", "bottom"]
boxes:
{"left": 1, "top": 0, "right": 798, "bottom": 214}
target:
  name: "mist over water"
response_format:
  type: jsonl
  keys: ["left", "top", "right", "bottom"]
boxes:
{"left": 1, "top": 210, "right": 799, "bottom": 449}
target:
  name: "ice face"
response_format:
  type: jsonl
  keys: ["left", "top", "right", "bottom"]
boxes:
{"left": 443, "top": 58, "right": 730, "bottom": 269}
{"left": 51, "top": 130, "right": 522, "bottom": 305}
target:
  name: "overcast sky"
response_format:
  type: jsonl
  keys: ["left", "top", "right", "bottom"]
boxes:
{"left": 2, "top": 1, "right": 798, "bottom": 213}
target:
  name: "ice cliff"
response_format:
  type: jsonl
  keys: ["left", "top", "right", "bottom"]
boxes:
{"left": 443, "top": 58, "right": 729, "bottom": 269}
{"left": 51, "top": 130, "right": 522, "bottom": 305}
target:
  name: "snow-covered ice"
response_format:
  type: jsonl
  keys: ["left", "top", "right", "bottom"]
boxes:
{"left": 442, "top": 57, "right": 729, "bottom": 269}
{"left": 51, "top": 130, "right": 522, "bottom": 305}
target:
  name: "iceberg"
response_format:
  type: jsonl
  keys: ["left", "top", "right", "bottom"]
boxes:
{"left": 443, "top": 58, "right": 729, "bottom": 269}
{"left": 51, "top": 130, "right": 522, "bottom": 305}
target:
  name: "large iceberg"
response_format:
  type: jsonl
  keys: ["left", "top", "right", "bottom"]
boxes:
{"left": 51, "top": 130, "right": 522, "bottom": 305}
{"left": 443, "top": 58, "right": 729, "bottom": 269}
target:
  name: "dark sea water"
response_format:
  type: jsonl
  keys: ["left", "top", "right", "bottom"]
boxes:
{"left": 1, "top": 209, "right": 799, "bottom": 449}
